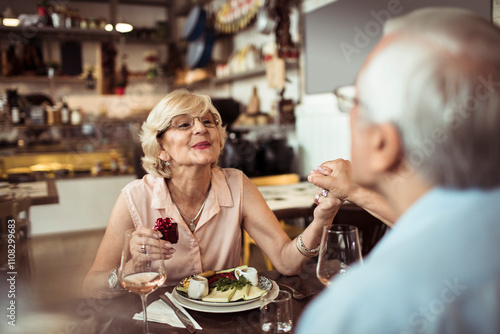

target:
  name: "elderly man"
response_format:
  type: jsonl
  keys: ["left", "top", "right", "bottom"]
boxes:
{"left": 298, "top": 7, "right": 500, "bottom": 334}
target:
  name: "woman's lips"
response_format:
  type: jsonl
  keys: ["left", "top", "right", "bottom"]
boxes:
{"left": 193, "top": 141, "right": 211, "bottom": 149}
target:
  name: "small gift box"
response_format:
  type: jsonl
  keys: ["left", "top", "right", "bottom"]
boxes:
{"left": 154, "top": 217, "right": 179, "bottom": 244}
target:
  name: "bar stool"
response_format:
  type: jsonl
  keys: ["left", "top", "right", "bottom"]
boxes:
{"left": 243, "top": 173, "right": 306, "bottom": 270}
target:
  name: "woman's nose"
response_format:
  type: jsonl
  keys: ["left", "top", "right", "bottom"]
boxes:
{"left": 192, "top": 118, "right": 208, "bottom": 133}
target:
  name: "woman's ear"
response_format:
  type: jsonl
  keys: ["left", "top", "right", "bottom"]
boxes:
{"left": 158, "top": 150, "right": 169, "bottom": 162}
{"left": 369, "top": 123, "right": 403, "bottom": 174}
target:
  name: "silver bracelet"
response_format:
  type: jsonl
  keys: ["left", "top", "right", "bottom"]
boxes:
{"left": 296, "top": 234, "right": 320, "bottom": 257}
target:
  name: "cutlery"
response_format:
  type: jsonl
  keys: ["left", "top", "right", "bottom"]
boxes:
{"left": 159, "top": 294, "right": 196, "bottom": 333}
{"left": 279, "top": 284, "right": 317, "bottom": 300}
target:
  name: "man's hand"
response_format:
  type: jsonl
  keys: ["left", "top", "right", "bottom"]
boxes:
{"left": 308, "top": 159, "right": 358, "bottom": 202}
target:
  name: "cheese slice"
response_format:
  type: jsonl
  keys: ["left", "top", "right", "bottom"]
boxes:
{"left": 216, "top": 265, "right": 248, "bottom": 274}
{"left": 230, "top": 285, "right": 250, "bottom": 302}
{"left": 244, "top": 286, "right": 268, "bottom": 300}
{"left": 202, "top": 287, "right": 236, "bottom": 303}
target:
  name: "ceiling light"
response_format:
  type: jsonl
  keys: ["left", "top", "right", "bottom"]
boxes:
{"left": 105, "top": 23, "right": 114, "bottom": 31}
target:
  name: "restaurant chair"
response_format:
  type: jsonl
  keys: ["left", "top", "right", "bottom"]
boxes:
{"left": 243, "top": 173, "right": 306, "bottom": 270}
{"left": 0, "top": 196, "right": 32, "bottom": 274}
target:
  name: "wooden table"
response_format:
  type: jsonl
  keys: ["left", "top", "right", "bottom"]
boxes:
{"left": 0, "top": 180, "right": 59, "bottom": 205}
{"left": 85, "top": 264, "right": 323, "bottom": 334}
{"left": 257, "top": 181, "right": 388, "bottom": 256}
{"left": 257, "top": 181, "right": 318, "bottom": 221}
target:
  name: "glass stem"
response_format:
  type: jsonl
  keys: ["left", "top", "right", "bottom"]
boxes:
{"left": 140, "top": 293, "right": 149, "bottom": 334}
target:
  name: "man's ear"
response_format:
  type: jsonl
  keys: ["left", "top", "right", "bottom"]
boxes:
{"left": 369, "top": 123, "right": 402, "bottom": 173}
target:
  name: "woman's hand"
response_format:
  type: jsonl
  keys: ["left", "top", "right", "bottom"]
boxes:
{"left": 308, "top": 159, "right": 351, "bottom": 226}
{"left": 129, "top": 226, "right": 176, "bottom": 266}
{"left": 311, "top": 184, "right": 344, "bottom": 224}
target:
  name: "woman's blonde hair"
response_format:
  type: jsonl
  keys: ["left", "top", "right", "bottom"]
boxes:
{"left": 140, "top": 89, "right": 227, "bottom": 178}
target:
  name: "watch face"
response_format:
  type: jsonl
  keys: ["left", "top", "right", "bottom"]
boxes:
{"left": 109, "top": 269, "right": 118, "bottom": 289}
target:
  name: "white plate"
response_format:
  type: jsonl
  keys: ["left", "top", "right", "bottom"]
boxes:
{"left": 172, "top": 279, "right": 279, "bottom": 313}
{"left": 175, "top": 275, "right": 274, "bottom": 307}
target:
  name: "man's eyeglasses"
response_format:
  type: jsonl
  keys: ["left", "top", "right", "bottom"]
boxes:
{"left": 157, "top": 112, "right": 220, "bottom": 137}
{"left": 333, "top": 85, "right": 358, "bottom": 113}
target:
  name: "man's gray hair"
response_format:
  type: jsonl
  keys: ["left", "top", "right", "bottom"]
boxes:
{"left": 358, "top": 7, "right": 500, "bottom": 188}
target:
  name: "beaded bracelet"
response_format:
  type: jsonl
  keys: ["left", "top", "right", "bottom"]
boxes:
{"left": 295, "top": 233, "right": 321, "bottom": 257}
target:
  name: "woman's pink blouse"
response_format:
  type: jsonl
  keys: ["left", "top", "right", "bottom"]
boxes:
{"left": 122, "top": 167, "right": 244, "bottom": 285}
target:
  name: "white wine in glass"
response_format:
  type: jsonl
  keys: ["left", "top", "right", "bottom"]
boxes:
{"left": 119, "top": 228, "right": 167, "bottom": 334}
{"left": 316, "top": 225, "right": 362, "bottom": 286}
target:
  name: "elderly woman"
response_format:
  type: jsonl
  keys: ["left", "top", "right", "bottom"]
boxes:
{"left": 83, "top": 89, "right": 341, "bottom": 299}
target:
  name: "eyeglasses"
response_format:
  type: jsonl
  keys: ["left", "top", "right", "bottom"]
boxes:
{"left": 157, "top": 112, "right": 220, "bottom": 137}
{"left": 333, "top": 85, "right": 358, "bottom": 113}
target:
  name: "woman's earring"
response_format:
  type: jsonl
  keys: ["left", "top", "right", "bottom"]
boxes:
{"left": 165, "top": 161, "right": 170, "bottom": 166}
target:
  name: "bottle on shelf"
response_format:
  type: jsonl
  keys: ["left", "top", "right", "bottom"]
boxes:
{"left": 0, "top": 93, "right": 7, "bottom": 124}
{"left": 71, "top": 108, "right": 82, "bottom": 125}
{"left": 7, "top": 89, "right": 21, "bottom": 125}
{"left": 30, "top": 105, "right": 46, "bottom": 125}
{"left": 60, "top": 95, "right": 71, "bottom": 125}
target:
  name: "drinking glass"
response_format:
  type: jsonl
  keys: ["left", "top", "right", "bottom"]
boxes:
{"left": 316, "top": 224, "right": 362, "bottom": 286}
{"left": 118, "top": 229, "right": 167, "bottom": 334}
{"left": 260, "top": 290, "right": 293, "bottom": 333}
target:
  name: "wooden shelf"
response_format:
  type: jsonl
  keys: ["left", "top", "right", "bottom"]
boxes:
{"left": 75, "top": 0, "right": 171, "bottom": 7}
{"left": 0, "top": 26, "right": 119, "bottom": 42}
{"left": 176, "top": 62, "right": 299, "bottom": 88}
{"left": 0, "top": 76, "right": 86, "bottom": 84}
{"left": 0, "top": 26, "right": 172, "bottom": 44}
{"left": 213, "top": 66, "right": 269, "bottom": 85}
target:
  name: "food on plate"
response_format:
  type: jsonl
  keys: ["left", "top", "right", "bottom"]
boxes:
{"left": 245, "top": 285, "right": 268, "bottom": 300}
{"left": 197, "top": 270, "right": 216, "bottom": 278}
{"left": 202, "top": 286, "right": 238, "bottom": 302}
{"left": 176, "top": 265, "right": 269, "bottom": 303}
{"left": 154, "top": 217, "right": 179, "bottom": 244}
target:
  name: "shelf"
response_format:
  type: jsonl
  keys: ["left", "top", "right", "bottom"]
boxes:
{"left": 0, "top": 76, "right": 87, "bottom": 84}
{"left": 217, "top": 62, "right": 299, "bottom": 84}
{"left": 0, "top": 117, "right": 145, "bottom": 130}
{"left": 214, "top": 66, "right": 269, "bottom": 85}
{"left": 74, "top": 0, "right": 171, "bottom": 7}
{"left": 0, "top": 26, "right": 119, "bottom": 42}
{"left": 0, "top": 26, "right": 172, "bottom": 44}
{"left": 175, "top": 62, "right": 299, "bottom": 88}
{"left": 120, "top": 37, "right": 172, "bottom": 45}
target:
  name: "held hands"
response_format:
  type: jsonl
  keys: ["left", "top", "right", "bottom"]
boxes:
{"left": 308, "top": 159, "right": 358, "bottom": 203}
{"left": 308, "top": 159, "right": 356, "bottom": 223}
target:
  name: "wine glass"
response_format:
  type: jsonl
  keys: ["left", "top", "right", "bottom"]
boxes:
{"left": 316, "top": 224, "right": 363, "bottom": 286}
{"left": 118, "top": 228, "right": 167, "bottom": 334}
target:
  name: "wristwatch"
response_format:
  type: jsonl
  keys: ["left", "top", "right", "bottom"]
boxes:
{"left": 108, "top": 268, "right": 121, "bottom": 291}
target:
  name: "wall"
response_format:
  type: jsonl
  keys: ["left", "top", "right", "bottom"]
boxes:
{"left": 296, "top": 0, "right": 492, "bottom": 176}
{"left": 31, "top": 175, "right": 135, "bottom": 236}
{"left": 0, "top": 1, "right": 169, "bottom": 102}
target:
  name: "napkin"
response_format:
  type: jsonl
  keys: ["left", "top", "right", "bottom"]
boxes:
{"left": 133, "top": 292, "right": 203, "bottom": 330}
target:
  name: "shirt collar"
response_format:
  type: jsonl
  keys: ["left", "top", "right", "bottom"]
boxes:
{"left": 151, "top": 167, "right": 234, "bottom": 211}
